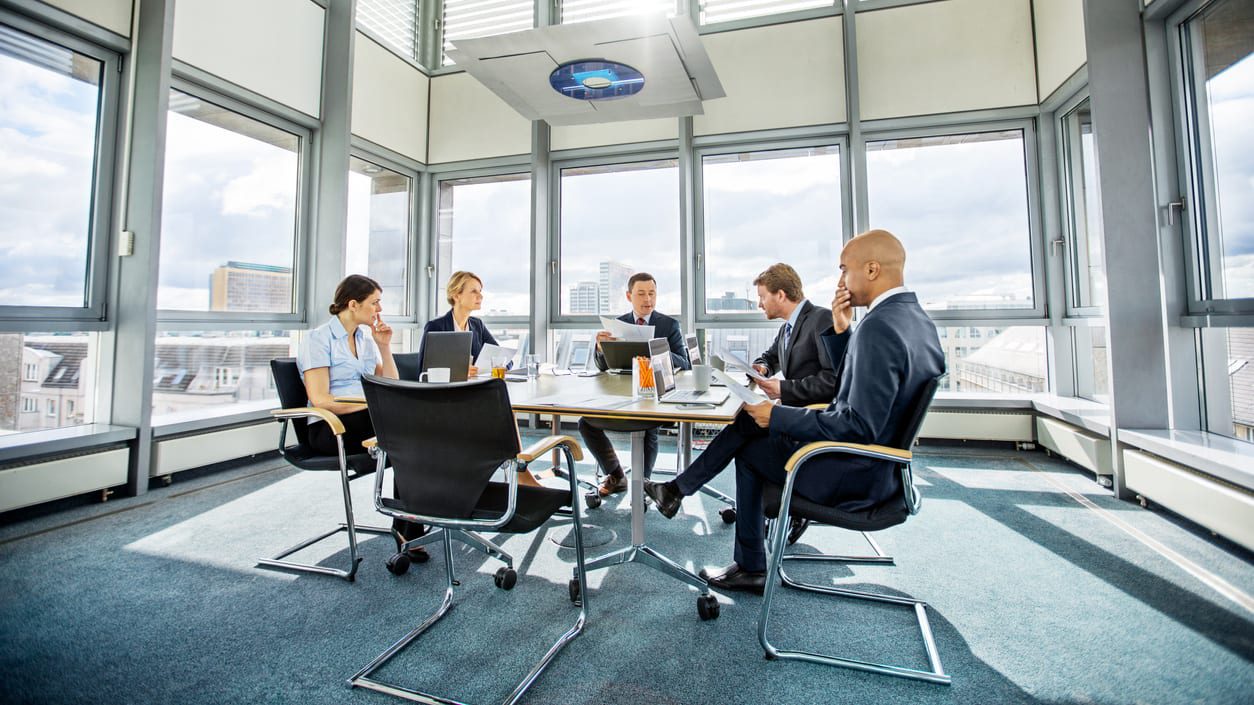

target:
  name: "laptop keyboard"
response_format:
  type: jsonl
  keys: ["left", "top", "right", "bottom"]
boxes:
{"left": 663, "top": 390, "right": 716, "bottom": 403}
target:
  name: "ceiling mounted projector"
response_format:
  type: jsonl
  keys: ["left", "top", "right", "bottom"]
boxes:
{"left": 445, "top": 14, "right": 725, "bottom": 126}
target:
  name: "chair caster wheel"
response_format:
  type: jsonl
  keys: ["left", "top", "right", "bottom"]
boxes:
{"left": 568, "top": 578, "right": 582, "bottom": 604}
{"left": 697, "top": 594, "right": 720, "bottom": 621}
{"left": 494, "top": 566, "right": 517, "bottom": 590}
{"left": 719, "top": 508, "right": 737, "bottom": 524}
{"left": 386, "top": 553, "right": 410, "bottom": 576}
{"left": 584, "top": 492, "right": 602, "bottom": 509}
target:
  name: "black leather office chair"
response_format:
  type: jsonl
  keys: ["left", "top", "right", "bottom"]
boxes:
{"left": 349, "top": 375, "right": 590, "bottom": 704}
{"left": 393, "top": 351, "right": 422, "bottom": 382}
{"left": 757, "top": 376, "right": 950, "bottom": 685}
{"left": 261, "top": 358, "right": 391, "bottom": 581}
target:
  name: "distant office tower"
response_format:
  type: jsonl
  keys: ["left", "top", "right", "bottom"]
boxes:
{"left": 569, "top": 281, "right": 599, "bottom": 314}
{"left": 706, "top": 291, "right": 755, "bottom": 311}
{"left": 209, "top": 262, "right": 292, "bottom": 312}
{"left": 598, "top": 261, "right": 633, "bottom": 314}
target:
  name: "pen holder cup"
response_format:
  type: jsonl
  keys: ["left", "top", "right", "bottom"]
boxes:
{"left": 632, "top": 356, "right": 655, "bottom": 400}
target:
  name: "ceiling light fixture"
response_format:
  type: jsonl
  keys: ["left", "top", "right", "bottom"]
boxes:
{"left": 549, "top": 59, "right": 645, "bottom": 101}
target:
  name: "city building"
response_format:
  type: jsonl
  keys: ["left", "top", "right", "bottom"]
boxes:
{"left": 568, "top": 281, "right": 599, "bottom": 314}
{"left": 208, "top": 262, "right": 293, "bottom": 312}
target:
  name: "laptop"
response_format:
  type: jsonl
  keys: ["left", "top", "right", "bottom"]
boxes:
{"left": 600, "top": 340, "right": 651, "bottom": 373}
{"left": 420, "top": 331, "right": 472, "bottom": 382}
{"left": 684, "top": 333, "right": 702, "bottom": 365}
{"left": 649, "top": 338, "right": 730, "bottom": 405}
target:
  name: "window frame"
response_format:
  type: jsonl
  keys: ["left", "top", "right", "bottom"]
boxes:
{"left": 348, "top": 146, "right": 421, "bottom": 324}
{"left": 693, "top": 135, "right": 852, "bottom": 324}
{"left": 1057, "top": 91, "right": 1106, "bottom": 319}
{"left": 0, "top": 11, "right": 121, "bottom": 331}
{"left": 155, "top": 78, "right": 315, "bottom": 327}
{"left": 860, "top": 119, "right": 1048, "bottom": 321}
{"left": 549, "top": 149, "right": 682, "bottom": 325}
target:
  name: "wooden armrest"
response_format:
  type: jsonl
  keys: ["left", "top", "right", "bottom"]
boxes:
{"left": 518, "top": 435, "right": 584, "bottom": 463}
{"left": 270, "top": 407, "right": 345, "bottom": 436}
{"left": 784, "top": 441, "right": 911, "bottom": 473}
{"left": 333, "top": 395, "right": 366, "bottom": 404}
{"left": 804, "top": 403, "right": 827, "bottom": 410}
{"left": 362, "top": 437, "right": 377, "bottom": 450}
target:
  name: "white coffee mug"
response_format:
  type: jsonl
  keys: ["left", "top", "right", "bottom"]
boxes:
{"left": 692, "top": 364, "right": 712, "bottom": 392}
{"left": 419, "top": 367, "right": 451, "bottom": 384}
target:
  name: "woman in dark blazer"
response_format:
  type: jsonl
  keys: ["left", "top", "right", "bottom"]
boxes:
{"left": 417, "top": 270, "right": 502, "bottom": 377}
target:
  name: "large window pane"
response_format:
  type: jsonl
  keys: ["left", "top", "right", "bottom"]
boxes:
{"left": 1185, "top": 0, "right": 1254, "bottom": 299}
{"left": 436, "top": 173, "right": 531, "bottom": 318}
{"left": 1226, "top": 328, "right": 1253, "bottom": 443}
{"left": 442, "top": 0, "right": 534, "bottom": 66}
{"left": 0, "top": 25, "right": 102, "bottom": 308}
{"left": 357, "top": 0, "right": 418, "bottom": 60}
{"left": 159, "top": 90, "right": 301, "bottom": 313}
{"left": 561, "top": 0, "right": 679, "bottom": 24}
{"left": 151, "top": 331, "right": 294, "bottom": 423}
{"left": 701, "top": 0, "right": 833, "bottom": 25}
{"left": 1072, "top": 324, "right": 1109, "bottom": 404}
{"left": 1, "top": 332, "right": 97, "bottom": 434}
{"left": 347, "top": 157, "right": 411, "bottom": 316}
{"left": 702, "top": 146, "right": 842, "bottom": 315}
{"left": 1061, "top": 101, "right": 1106, "bottom": 311}
{"left": 941, "top": 325, "right": 1046, "bottom": 394}
{"left": 560, "top": 160, "right": 681, "bottom": 316}
{"left": 866, "top": 130, "right": 1035, "bottom": 311}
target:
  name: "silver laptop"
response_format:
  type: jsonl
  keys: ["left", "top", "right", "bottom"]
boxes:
{"left": 649, "top": 338, "right": 730, "bottom": 405}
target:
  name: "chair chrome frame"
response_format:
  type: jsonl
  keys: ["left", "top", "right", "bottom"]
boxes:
{"left": 759, "top": 441, "right": 950, "bottom": 686}
{"left": 349, "top": 437, "right": 590, "bottom": 705}
{"left": 258, "top": 409, "right": 391, "bottom": 581}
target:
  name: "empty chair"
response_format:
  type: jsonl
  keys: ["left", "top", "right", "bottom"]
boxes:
{"left": 757, "top": 376, "right": 949, "bottom": 685}
{"left": 261, "top": 358, "right": 391, "bottom": 581}
{"left": 349, "top": 375, "right": 590, "bottom": 704}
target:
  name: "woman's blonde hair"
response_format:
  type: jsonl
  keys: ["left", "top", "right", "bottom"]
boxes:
{"left": 445, "top": 271, "right": 483, "bottom": 306}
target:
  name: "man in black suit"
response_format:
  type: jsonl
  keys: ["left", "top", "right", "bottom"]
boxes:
{"left": 664, "top": 230, "right": 944, "bottom": 594}
{"left": 582, "top": 272, "right": 690, "bottom": 497}
{"left": 644, "top": 264, "right": 837, "bottom": 532}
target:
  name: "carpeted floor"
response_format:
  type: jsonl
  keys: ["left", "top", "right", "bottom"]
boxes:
{"left": 1, "top": 434, "right": 1251, "bottom": 704}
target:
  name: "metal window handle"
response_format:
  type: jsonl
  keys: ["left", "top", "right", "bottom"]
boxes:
{"left": 695, "top": 253, "right": 702, "bottom": 270}
{"left": 550, "top": 260, "right": 558, "bottom": 274}
{"left": 426, "top": 265, "right": 434, "bottom": 278}
{"left": 1050, "top": 238, "right": 1065, "bottom": 257}
{"left": 1166, "top": 200, "right": 1185, "bottom": 226}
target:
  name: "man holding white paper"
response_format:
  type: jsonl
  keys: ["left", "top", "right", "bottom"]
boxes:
{"left": 581, "top": 272, "right": 690, "bottom": 498}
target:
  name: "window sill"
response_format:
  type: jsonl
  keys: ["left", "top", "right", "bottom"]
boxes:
{"left": 0, "top": 424, "right": 136, "bottom": 465}
{"left": 1030, "top": 395, "right": 1111, "bottom": 437}
{"left": 151, "top": 401, "right": 279, "bottom": 438}
{"left": 1118, "top": 429, "right": 1254, "bottom": 491}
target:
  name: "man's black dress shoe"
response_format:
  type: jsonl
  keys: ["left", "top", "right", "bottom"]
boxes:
{"left": 643, "top": 480, "right": 683, "bottom": 519}
{"left": 786, "top": 517, "right": 811, "bottom": 545}
{"left": 701, "top": 563, "right": 766, "bottom": 595}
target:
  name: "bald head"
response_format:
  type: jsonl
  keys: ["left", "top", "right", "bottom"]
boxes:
{"left": 838, "top": 229, "right": 907, "bottom": 306}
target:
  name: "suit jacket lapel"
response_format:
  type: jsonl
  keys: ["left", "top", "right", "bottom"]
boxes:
{"left": 781, "top": 301, "right": 811, "bottom": 375}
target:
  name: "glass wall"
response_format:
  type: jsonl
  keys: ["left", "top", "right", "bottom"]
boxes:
{"left": 435, "top": 172, "right": 531, "bottom": 318}
{"left": 1061, "top": 100, "right": 1106, "bottom": 312}
{"left": 558, "top": 159, "right": 681, "bottom": 317}
{"left": 1226, "top": 328, "right": 1254, "bottom": 442}
{"left": 0, "top": 332, "right": 98, "bottom": 434}
{"left": 700, "top": 145, "right": 843, "bottom": 317}
{"left": 347, "top": 156, "right": 411, "bottom": 316}
{"left": 150, "top": 331, "right": 294, "bottom": 422}
{"left": 938, "top": 325, "right": 1047, "bottom": 394}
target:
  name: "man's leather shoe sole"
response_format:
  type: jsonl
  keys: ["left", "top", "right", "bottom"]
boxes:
{"left": 702, "top": 563, "right": 766, "bottom": 595}
{"left": 643, "top": 480, "right": 682, "bottom": 519}
{"left": 597, "top": 474, "right": 628, "bottom": 497}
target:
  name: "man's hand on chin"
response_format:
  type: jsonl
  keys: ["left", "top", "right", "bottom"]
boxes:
{"left": 745, "top": 399, "right": 776, "bottom": 428}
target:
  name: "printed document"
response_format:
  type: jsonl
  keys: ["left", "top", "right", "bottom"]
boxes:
{"left": 599, "top": 315, "right": 654, "bottom": 341}
{"left": 475, "top": 343, "right": 516, "bottom": 369}
{"left": 712, "top": 370, "right": 768, "bottom": 405}
{"left": 715, "top": 346, "right": 768, "bottom": 382}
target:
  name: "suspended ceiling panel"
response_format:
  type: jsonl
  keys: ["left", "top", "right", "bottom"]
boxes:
{"left": 173, "top": 0, "right": 325, "bottom": 118}
{"left": 446, "top": 14, "right": 724, "bottom": 126}
{"left": 695, "top": 17, "right": 844, "bottom": 136}
{"left": 352, "top": 32, "right": 429, "bottom": 163}
{"left": 858, "top": 0, "right": 1035, "bottom": 121}
{"left": 41, "top": 0, "right": 132, "bottom": 36}
{"left": 551, "top": 117, "right": 678, "bottom": 152}
{"left": 1034, "top": 0, "right": 1086, "bottom": 100}
{"left": 428, "top": 72, "right": 531, "bottom": 164}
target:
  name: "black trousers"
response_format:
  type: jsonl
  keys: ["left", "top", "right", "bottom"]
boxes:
{"left": 673, "top": 410, "right": 766, "bottom": 496}
{"left": 307, "top": 409, "right": 425, "bottom": 544}
{"left": 578, "top": 417, "right": 660, "bottom": 479}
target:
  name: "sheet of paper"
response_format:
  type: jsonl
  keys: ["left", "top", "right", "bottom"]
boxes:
{"left": 715, "top": 346, "right": 768, "bottom": 382}
{"left": 599, "top": 315, "right": 654, "bottom": 341}
{"left": 521, "top": 394, "right": 636, "bottom": 409}
{"left": 712, "top": 370, "right": 766, "bottom": 405}
{"left": 474, "top": 343, "right": 516, "bottom": 369}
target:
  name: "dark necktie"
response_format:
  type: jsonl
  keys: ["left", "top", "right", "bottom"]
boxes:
{"left": 781, "top": 322, "right": 793, "bottom": 364}
{"left": 636, "top": 317, "right": 645, "bottom": 326}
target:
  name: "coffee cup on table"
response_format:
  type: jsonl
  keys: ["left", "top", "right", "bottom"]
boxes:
{"left": 692, "top": 365, "right": 712, "bottom": 392}
{"left": 419, "top": 367, "right": 451, "bottom": 384}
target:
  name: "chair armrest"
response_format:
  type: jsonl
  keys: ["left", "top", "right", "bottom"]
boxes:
{"left": 362, "top": 437, "right": 377, "bottom": 451}
{"left": 784, "top": 441, "right": 911, "bottom": 473}
{"left": 270, "top": 407, "right": 345, "bottom": 436}
{"left": 804, "top": 403, "right": 827, "bottom": 410}
{"left": 518, "top": 435, "right": 584, "bottom": 463}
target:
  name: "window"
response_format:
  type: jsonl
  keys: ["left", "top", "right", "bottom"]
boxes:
{"left": 159, "top": 89, "right": 302, "bottom": 314}
{"left": 347, "top": 156, "right": 412, "bottom": 316}
{"left": 21, "top": 397, "right": 35, "bottom": 413}
{"left": 357, "top": 0, "right": 419, "bottom": 60}
{"left": 700, "top": 145, "right": 842, "bottom": 317}
{"left": 45, "top": 399, "right": 56, "bottom": 417}
{"left": 549, "top": 328, "right": 601, "bottom": 371}
{"left": 0, "top": 24, "right": 106, "bottom": 309}
{"left": 1223, "top": 328, "right": 1253, "bottom": 444}
{"left": 435, "top": 173, "right": 531, "bottom": 318}
{"left": 866, "top": 130, "right": 1036, "bottom": 313}
{"left": 559, "top": 159, "right": 680, "bottom": 317}
{"left": 151, "top": 331, "right": 294, "bottom": 423}
{"left": 940, "top": 326, "right": 1046, "bottom": 394}
{"left": 560, "top": 0, "right": 679, "bottom": 25}
{"left": 23, "top": 363, "right": 38, "bottom": 381}
{"left": 1060, "top": 99, "right": 1105, "bottom": 312}
{"left": 703, "top": 327, "right": 785, "bottom": 368}
{"left": 1176, "top": 0, "right": 1254, "bottom": 303}
{"left": 700, "top": 0, "right": 834, "bottom": 25}
{"left": 441, "top": 0, "right": 534, "bottom": 66}
{"left": 3, "top": 332, "right": 96, "bottom": 432}
{"left": 1072, "top": 324, "right": 1109, "bottom": 403}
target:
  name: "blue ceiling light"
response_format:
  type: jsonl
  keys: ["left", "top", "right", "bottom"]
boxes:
{"left": 549, "top": 59, "right": 645, "bottom": 101}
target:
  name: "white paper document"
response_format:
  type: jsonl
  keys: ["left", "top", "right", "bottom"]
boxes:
{"left": 474, "top": 343, "right": 516, "bottom": 369}
{"left": 599, "top": 315, "right": 654, "bottom": 341}
{"left": 712, "top": 370, "right": 768, "bottom": 405}
{"left": 522, "top": 394, "right": 636, "bottom": 410}
{"left": 715, "top": 346, "right": 768, "bottom": 382}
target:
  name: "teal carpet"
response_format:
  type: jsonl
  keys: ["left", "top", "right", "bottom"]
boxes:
{"left": 1, "top": 435, "right": 1251, "bottom": 704}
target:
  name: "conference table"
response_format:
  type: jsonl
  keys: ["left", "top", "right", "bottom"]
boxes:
{"left": 506, "top": 370, "right": 743, "bottom": 620}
